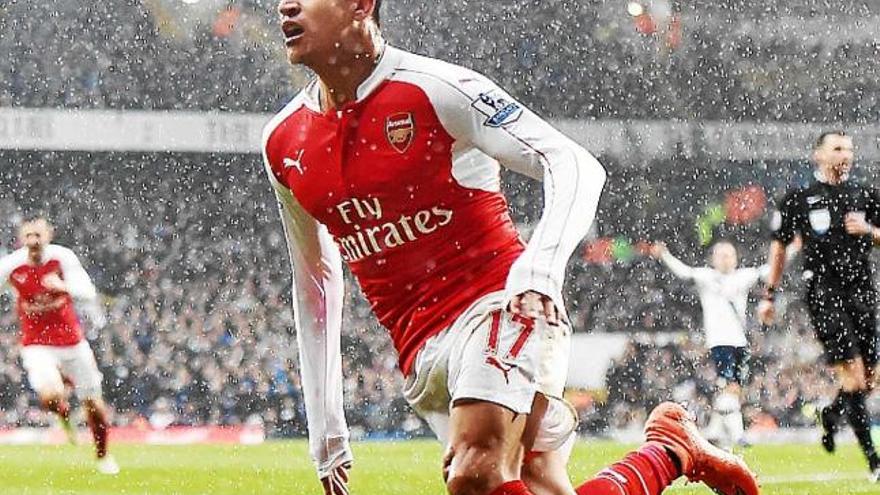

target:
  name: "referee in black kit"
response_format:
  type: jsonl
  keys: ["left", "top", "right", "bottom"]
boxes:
{"left": 758, "top": 131, "right": 880, "bottom": 480}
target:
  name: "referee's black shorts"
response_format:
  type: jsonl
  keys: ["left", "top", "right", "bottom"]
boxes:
{"left": 806, "top": 282, "right": 879, "bottom": 367}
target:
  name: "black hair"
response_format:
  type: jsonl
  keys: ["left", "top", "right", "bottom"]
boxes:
{"left": 815, "top": 130, "right": 847, "bottom": 149}
{"left": 22, "top": 214, "right": 50, "bottom": 225}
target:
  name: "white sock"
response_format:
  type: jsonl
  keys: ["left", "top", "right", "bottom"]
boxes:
{"left": 715, "top": 392, "right": 744, "bottom": 445}
{"left": 704, "top": 410, "right": 725, "bottom": 444}
{"left": 723, "top": 408, "right": 745, "bottom": 444}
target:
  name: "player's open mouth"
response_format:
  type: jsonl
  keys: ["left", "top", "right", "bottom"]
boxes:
{"left": 281, "top": 21, "right": 304, "bottom": 46}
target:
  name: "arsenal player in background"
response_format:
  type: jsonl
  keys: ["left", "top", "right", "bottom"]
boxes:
{"left": 0, "top": 218, "right": 118, "bottom": 475}
{"left": 262, "top": 1, "right": 758, "bottom": 494}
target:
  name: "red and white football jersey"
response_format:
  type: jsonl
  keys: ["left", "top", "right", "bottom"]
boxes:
{"left": 0, "top": 245, "right": 98, "bottom": 347}
{"left": 262, "top": 46, "right": 605, "bottom": 475}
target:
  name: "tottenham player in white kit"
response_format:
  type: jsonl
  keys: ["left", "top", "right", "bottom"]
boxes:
{"left": 262, "top": 1, "right": 759, "bottom": 494}
{"left": 651, "top": 240, "right": 798, "bottom": 449}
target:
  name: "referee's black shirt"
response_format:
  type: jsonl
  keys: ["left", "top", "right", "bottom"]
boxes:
{"left": 771, "top": 176, "right": 880, "bottom": 291}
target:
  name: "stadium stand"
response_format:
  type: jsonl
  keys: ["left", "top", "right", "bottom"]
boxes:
{"left": 2, "top": 0, "right": 879, "bottom": 438}
{"left": 0, "top": 0, "right": 878, "bottom": 120}
{"left": 2, "top": 149, "right": 874, "bottom": 437}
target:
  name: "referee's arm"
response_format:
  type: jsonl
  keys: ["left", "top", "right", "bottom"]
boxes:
{"left": 843, "top": 215, "right": 880, "bottom": 246}
{"left": 763, "top": 241, "right": 788, "bottom": 293}
{"left": 848, "top": 188, "right": 880, "bottom": 246}
{"left": 758, "top": 193, "right": 798, "bottom": 325}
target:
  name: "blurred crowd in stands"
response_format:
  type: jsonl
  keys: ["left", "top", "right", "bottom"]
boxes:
{"left": 2, "top": 151, "right": 877, "bottom": 437}
{"left": 1, "top": 0, "right": 879, "bottom": 121}
{"left": 2, "top": 0, "right": 880, "bottom": 437}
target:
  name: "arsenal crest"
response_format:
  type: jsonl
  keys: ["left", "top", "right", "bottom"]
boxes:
{"left": 386, "top": 112, "right": 415, "bottom": 153}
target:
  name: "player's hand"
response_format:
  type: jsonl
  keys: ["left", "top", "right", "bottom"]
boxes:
{"left": 509, "top": 290, "right": 559, "bottom": 325}
{"left": 22, "top": 296, "right": 65, "bottom": 315}
{"left": 21, "top": 300, "right": 43, "bottom": 316}
{"left": 757, "top": 299, "right": 775, "bottom": 326}
{"left": 844, "top": 212, "right": 873, "bottom": 236}
{"left": 649, "top": 242, "right": 667, "bottom": 259}
{"left": 41, "top": 273, "right": 68, "bottom": 293}
{"left": 320, "top": 461, "right": 352, "bottom": 495}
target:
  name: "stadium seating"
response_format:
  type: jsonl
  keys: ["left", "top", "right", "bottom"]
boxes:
{"left": 2, "top": 150, "right": 868, "bottom": 436}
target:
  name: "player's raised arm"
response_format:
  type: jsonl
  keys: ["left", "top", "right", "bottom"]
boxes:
{"left": 759, "top": 193, "right": 798, "bottom": 325}
{"left": 262, "top": 155, "right": 351, "bottom": 481}
{"left": 650, "top": 242, "right": 696, "bottom": 280}
{"left": 0, "top": 251, "right": 19, "bottom": 291}
{"left": 419, "top": 68, "right": 606, "bottom": 320}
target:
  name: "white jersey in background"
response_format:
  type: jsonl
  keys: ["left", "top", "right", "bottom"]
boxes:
{"left": 659, "top": 251, "right": 765, "bottom": 349}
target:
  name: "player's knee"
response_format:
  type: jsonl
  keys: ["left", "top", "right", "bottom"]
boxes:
{"left": 81, "top": 392, "right": 104, "bottom": 406}
{"left": 840, "top": 368, "right": 868, "bottom": 392}
{"left": 445, "top": 443, "right": 510, "bottom": 495}
{"left": 38, "top": 391, "right": 64, "bottom": 407}
{"left": 520, "top": 455, "right": 548, "bottom": 487}
{"left": 521, "top": 451, "right": 572, "bottom": 495}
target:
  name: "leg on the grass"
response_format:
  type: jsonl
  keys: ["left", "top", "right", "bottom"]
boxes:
{"left": 715, "top": 383, "right": 744, "bottom": 448}
{"left": 82, "top": 398, "right": 110, "bottom": 459}
{"left": 519, "top": 390, "right": 580, "bottom": 495}
{"left": 522, "top": 395, "right": 677, "bottom": 495}
{"left": 446, "top": 399, "right": 530, "bottom": 495}
{"left": 574, "top": 442, "right": 679, "bottom": 495}
{"left": 521, "top": 450, "right": 575, "bottom": 495}
{"left": 82, "top": 397, "right": 119, "bottom": 475}
{"left": 24, "top": 348, "right": 69, "bottom": 421}
{"left": 40, "top": 390, "right": 76, "bottom": 444}
{"left": 707, "top": 346, "right": 748, "bottom": 449}
{"left": 39, "top": 392, "right": 71, "bottom": 421}
{"left": 834, "top": 358, "right": 880, "bottom": 471}
{"left": 819, "top": 387, "right": 848, "bottom": 453}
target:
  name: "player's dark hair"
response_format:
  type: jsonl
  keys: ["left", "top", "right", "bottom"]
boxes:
{"left": 372, "top": 0, "right": 381, "bottom": 27}
{"left": 814, "top": 130, "right": 847, "bottom": 149}
{"left": 21, "top": 214, "right": 50, "bottom": 226}
{"left": 19, "top": 215, "right": 54, "bottom": 236}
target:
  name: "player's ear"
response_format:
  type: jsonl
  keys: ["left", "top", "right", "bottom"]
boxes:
{"left": 351, "top": 0, "right": 376, "bottom": 22}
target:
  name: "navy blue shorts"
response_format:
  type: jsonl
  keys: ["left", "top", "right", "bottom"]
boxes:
{"left": 709, "top": 346, "right": 749, "bottom": 385}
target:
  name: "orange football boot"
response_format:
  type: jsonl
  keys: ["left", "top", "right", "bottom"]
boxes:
{"left": 644, "top": 402, "right": 759, "bottom": 495}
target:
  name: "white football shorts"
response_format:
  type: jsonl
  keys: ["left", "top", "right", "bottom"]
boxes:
{"left": 403, "top": 291, "right": 577, "bottom": 453}
{"left": 20, "top": 340, "right": 104, "bottom": 400}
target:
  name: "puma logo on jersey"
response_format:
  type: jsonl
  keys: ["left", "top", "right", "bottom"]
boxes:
{"left": 485, "top": 355, "right": 518, "bottom": 384}
{"left": 283, "top": 149, "right": 305, "bottom": 174}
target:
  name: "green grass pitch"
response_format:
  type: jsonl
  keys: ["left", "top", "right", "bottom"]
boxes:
{"left": 0, "top": 440, "right": 876, "bottom": 494}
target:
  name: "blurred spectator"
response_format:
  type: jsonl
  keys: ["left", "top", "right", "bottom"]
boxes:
{"left": 2, "top": 149, "right": 876, "bottom": 436}
{"left": 1, "top": 0, "right": 879, "bottom": 121}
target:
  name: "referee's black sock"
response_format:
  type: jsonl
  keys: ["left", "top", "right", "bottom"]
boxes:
{"left": 822, "top": 390, "right": 848, "bottom": 429}
{"left": 845, "top": 390, "right": 880, "bottom": 470}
